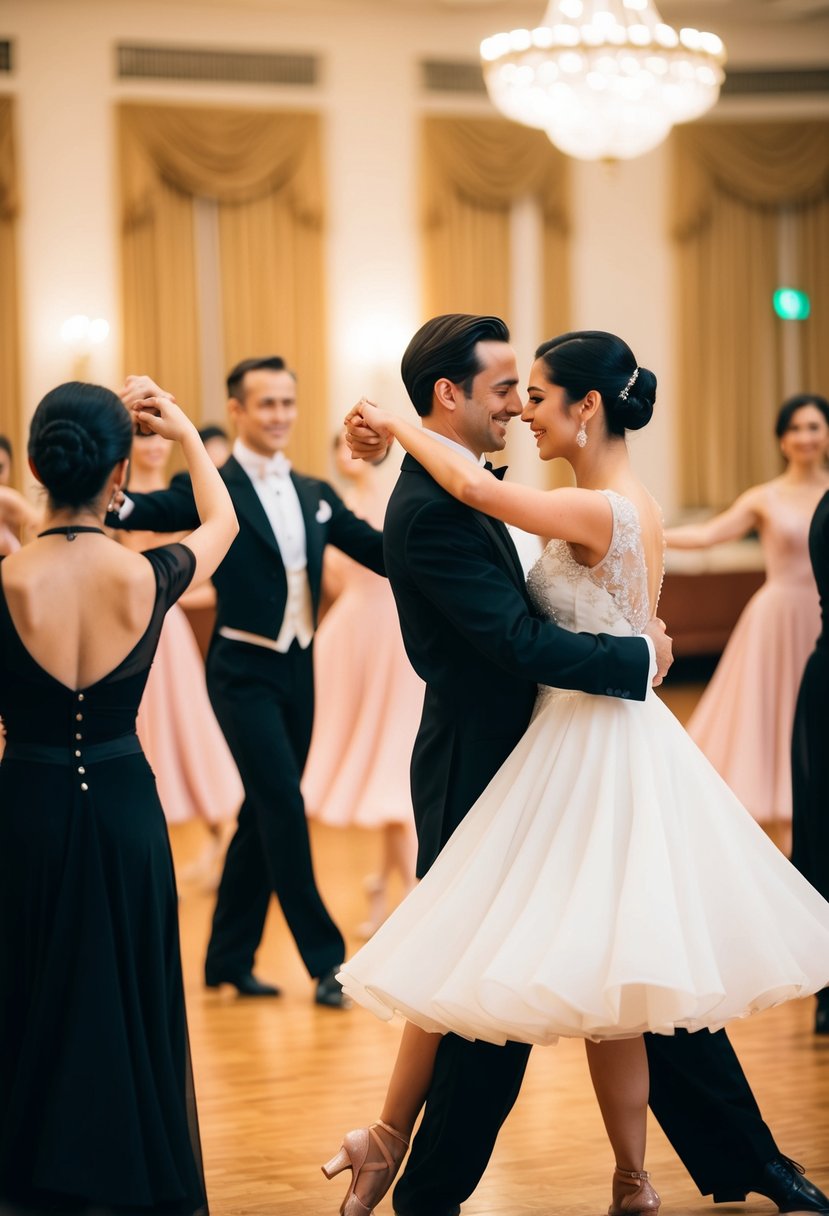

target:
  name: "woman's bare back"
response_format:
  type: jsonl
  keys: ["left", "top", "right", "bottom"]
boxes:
{"left": 1, "top": 536, "right": 159, "bottom": 691}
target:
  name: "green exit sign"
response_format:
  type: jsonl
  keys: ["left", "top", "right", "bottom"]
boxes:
{"left": 773, "top": 288, "right": 810, "bottom": 320}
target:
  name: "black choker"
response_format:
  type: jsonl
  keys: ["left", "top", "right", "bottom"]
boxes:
{"left": 37, "top": 526, "right": 105, "bottom": 542}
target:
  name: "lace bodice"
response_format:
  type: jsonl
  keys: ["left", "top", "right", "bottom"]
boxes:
{"left": 527, "top": 490, "right": 656, "bottom": 638}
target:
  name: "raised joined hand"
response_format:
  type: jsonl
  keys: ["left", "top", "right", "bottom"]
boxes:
{"left": 344, "top": 399, "right": 393, "bottom": 462}
{"left": 119, "top": 375, "right": 193, "bottom": 443}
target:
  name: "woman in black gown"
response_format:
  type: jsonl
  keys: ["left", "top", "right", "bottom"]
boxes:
{"left": 791, "top": 488, "right": 829, "bottom": 1035}
{"left": 0, "top": 380, "right": 238, "bottom": 1214}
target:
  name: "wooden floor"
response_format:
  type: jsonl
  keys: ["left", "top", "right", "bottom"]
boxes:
{"left": 171, "top": 680, "right": 829, "bottom": 1215}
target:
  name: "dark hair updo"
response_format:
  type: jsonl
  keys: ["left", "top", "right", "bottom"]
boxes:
{"left": 774, "top": 392, "right": 829, "bottom": 438}
{"left": 28, "top": 382, "right": 133, "bottom": 510}
{"left": 535, "top": 330, "right": 656, "bottom": 437}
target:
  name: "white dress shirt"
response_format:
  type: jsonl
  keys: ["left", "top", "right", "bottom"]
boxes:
{"left": 219, "top": 439, "right": 314, "bottom": 652}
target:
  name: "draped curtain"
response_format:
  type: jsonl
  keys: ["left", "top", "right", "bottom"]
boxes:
{"left": 0, "top": 97, "right": 22, "bottom": 487}
{"left": 421, "top": 116, "right": 570, "bottom": 339}
{"left": 119, "top": 104, "right": 327, "bottom": 473}
{"left": 672, "top": 121, "right": 829, "bottom": 508}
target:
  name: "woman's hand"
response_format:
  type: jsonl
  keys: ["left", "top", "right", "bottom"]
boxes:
{"left": 120, "top": 375, "right": 195, "bottom": 444}
{"left": 344, "top": 398, "right": 395, "bottom": 461}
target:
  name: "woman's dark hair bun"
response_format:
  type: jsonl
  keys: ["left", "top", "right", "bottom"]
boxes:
{"left": 28, "top": 382, "right": 133, "bottom": 510}
{"left": 535, "top": 330, "right": 656, "bottom": 438}
{"left": 611, "top": 366, "right": 656, "bottom": 432}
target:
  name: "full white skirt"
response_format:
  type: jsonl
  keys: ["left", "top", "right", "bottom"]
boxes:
{"left": 338, "top": 689, "right": 829, "bottom": 1044}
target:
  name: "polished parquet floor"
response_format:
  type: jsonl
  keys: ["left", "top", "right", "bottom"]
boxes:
{"left": 171, "top": 680, "right": 829, "bottom": 1216}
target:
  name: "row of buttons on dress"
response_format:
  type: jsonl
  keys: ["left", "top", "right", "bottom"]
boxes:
{"left": 74, "top": 692, "right": 88, "bottom": 791}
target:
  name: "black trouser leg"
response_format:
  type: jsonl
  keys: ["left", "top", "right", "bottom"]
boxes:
{"left": 392, "top": 1035, "right": 531, "bottom": 1216}
{"left": 645, "top": 1029, "right": 778, "bottom": 1197}
{"left": 205, "top": 640, "right": 344, "bottom": 980}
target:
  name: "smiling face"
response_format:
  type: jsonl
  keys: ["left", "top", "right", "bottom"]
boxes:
{"left": 130, "top": 432, "right": 172, "bottom": 477}
{"left": 521, "top": 357, "right": 584, "bottom": 460}
{"left": 779, "top": 403, "right": 829, "bottom": 468}
{"left": 228, "top": 368, "right": 298, "bottom": 457}
{"left": 446, "top": 340, "right": 522, "bottom": 457}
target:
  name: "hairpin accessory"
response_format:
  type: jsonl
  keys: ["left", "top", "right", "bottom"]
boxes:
{"left": 576, "top": 421, "right": 588, "bottom": 448}
{"left": 618, "top": 367, "right": 639, "bottom": 402}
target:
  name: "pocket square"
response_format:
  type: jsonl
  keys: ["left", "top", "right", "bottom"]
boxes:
{"left": 315, "top": 499, "right": 333, "bottom": 523}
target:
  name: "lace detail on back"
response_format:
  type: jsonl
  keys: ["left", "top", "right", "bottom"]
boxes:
{"left": 526, "top": 489, "right": 653, "bottom": 636}
{"left": 591, "top": 490, "right": 651, "bottom": 634}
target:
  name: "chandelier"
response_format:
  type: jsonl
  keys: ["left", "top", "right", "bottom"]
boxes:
{"left": 481, "top": 0, "right": 726, "bottom": 161}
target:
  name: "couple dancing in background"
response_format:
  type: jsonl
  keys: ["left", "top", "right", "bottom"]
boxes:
{"left": 323, "top": 316, "right": 829, "bottom": 1216}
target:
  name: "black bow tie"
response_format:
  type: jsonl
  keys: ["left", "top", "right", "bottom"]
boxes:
{"left": 484, "top": 462, "right": 508, "bottom": 481}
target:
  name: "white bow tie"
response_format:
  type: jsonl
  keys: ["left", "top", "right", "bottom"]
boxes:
{"left": 252, "top": 452, "right": 292, "bottom": 481}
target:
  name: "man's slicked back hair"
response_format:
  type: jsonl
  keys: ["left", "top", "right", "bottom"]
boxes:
{"left": 226, "top": 356, "right": 294, "bottom": 403}
{"left": 401, "top": 314, "right": 510, "bottom": 416}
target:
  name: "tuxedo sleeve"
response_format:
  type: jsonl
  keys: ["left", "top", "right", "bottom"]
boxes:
{"left": 405, "top": 498, "right": 649, "bottom": 702}
{"left": 323, "top": 483, "right": 386, "bottom": 576}
{"left": 108, "top": 472, "right": 200, "bottom": 533}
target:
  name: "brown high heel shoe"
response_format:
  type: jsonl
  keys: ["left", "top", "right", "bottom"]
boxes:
{"left": 609, "top": 1166, "right": 661, "bottom": 1215}
{"left": 322, "top": 1119, "right": 409, "bottom": 1215}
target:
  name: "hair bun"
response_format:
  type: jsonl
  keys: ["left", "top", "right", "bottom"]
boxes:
{"left": 28, "top": 381, "right": 133, "bottom": 510}
{"left": 613, "top": 365, "right": 656, "bottom": 432}
{"left": 35, "top": 418, "right": 100, "bottom": 486}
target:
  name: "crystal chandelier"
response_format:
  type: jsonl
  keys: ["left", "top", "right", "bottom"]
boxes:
{"left": 481, "top": 0, "right": 726, "bottom": 161}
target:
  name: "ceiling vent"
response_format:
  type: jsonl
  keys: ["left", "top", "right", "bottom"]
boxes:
{"left": 421, "top": 59, "right": 487, "bottom": 95}
{"left": 116, "top": 44, "right": 318, "bottom": 87}
{"left": 722, "top": 66, "right": 829, "bottom": 95}
{"left": 421, "top": 57, "right": 828, "bottom": 100}
{"left": 0, "top": 41, "right": 12, "bottom": 74}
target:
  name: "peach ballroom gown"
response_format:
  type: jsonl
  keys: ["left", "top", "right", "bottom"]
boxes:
{"left": 0, "top": 527, "right": 18, "bottom": 761}
{"left": 302, "top": 481, "right": 424, "bottom": 828}
{"left": 686, "top": 484, "right": 821, "bottom": 825}
{"left": 125, "top": 529, "right": 242, "bottom": 826}
{"left": 136, "top": 599, "right": 243, "bottom": 825}
{"left": 0, "top": 523, "right": 20, "bottom": 557}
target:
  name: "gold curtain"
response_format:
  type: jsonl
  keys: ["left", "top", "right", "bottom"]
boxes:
{"left": 0, "top": 97, "right": 22, "bottom": 488}
{"left": 796, "top": 193, "right": 829, "bottom": 394}
{"left": 421, "top": 116, "right": 570, "bottom": 339}
{"left": 672, "top": 121, "right": 829, "bottom": 508}
{"left": 119, "top": 104, "right": 326, "bottom": 473}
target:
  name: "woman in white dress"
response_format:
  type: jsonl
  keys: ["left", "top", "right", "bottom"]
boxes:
{"left": 324, "top": 332, "right": 829, "bottom": 1216}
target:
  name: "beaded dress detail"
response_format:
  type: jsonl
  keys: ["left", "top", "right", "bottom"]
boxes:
{"left": 338, "top": 492, "right": 829, "bottom": 1044}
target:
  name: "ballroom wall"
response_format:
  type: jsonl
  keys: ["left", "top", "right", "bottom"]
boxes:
{"left": 2, "top": 0, "right": 828, "bottom": 513}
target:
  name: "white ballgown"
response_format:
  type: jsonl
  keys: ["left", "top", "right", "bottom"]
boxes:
{"left": 338, "top": 491, "right": 829, "bottom": 1044}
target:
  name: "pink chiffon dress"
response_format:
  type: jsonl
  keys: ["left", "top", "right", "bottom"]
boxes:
{"left": 0, "top": 523, "right": 20, "bottom": 557}
{"left": 125, "top": 526, "right": 242, "bottom": 827}
{"left": 303, "top": 481, "right": 423, "bottom": 828}
{"left": 687, "top": 484, "right": 822, "bottom": 824}
{"left": 137, "top": 598, "right": 243, "bottom": 825}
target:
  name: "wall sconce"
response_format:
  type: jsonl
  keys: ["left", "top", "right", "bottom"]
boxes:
{"left": 60, "top": 314, "right": 110, "bottom": 379}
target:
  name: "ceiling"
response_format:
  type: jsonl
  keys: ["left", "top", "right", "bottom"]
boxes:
{"left": 398, "top": 0, "right": 829, "bottom": 21}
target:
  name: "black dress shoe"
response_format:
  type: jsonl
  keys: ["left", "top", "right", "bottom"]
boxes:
{"left": 205, "top": 971, "right": 282, "bottom": 997}
{"left": 393, "top": 1207, "right": 460, "bottom": 1216}
{"left": 715, "top": 1157, "right": 829, "bottom": 1213}
{"left": 815, "top": 988, "right": 829, "bottom": 1034}
{"left": 315, "top": 966, "right": 351, "bottom": 1008}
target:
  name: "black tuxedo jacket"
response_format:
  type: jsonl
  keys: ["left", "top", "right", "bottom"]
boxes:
{"left": 115, "top": 456, "right": 384, "bottom": 639}
{"left": 384, "top": 453, "right": 650, "bottom": 874}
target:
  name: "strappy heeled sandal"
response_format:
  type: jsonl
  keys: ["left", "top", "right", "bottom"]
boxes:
{"left": 322, "top": 1118, "right": 409, "bottom": 1215}
{"left": 609, "top": 1166, "right": 661, "bottom": 1215}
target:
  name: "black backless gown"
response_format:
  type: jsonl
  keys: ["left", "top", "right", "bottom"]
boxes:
{"left": 0, "top": 542, "right": 207, "bottom": 1215}
{"left": 792, "top": 490, "right": 829, "bottom": 901}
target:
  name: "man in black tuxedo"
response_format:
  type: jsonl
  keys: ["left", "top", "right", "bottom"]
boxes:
{"left": 118, "top": 359, "right": 384, "bottom": 1007}
{"left": 346, "top": 315, "right": 829, "bottom": 1216}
